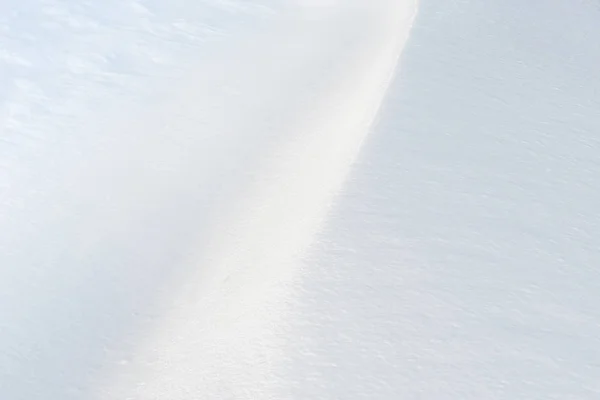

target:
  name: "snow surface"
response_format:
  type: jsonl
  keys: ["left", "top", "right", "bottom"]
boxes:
{"left": 284, "top": 1, "right": 600, "bottom": 398}
{"left": 1, "top": 0, "right": 600, "bottom": 399}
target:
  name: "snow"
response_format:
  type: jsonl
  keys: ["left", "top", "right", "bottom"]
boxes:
{"left": 1, "top": 0, "right": 600, "bottom": 399}
{"left": 283, "top": 1, "right": 600, "bottom": 398}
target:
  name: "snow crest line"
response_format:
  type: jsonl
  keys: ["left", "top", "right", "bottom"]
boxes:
{"left": 98, "top": 2, "right": 418, "bottom": 399}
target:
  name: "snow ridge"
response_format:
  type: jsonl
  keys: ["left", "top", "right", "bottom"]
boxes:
{"left": 97, "top": 2, "right": 417, "bottom": 399}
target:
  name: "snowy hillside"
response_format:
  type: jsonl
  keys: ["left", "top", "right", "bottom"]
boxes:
{"left": 1, "top": 0, "right": 600, "bottom": 399}
{"left": 1, "top": 0, "right": 416, "bottom": 398}
{"left": 284, "top": 0, "right": 600, "bottom": 398}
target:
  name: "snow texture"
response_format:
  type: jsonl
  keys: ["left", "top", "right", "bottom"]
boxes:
{"left": 284, "top": 1, "right": 600, "bottom": 398}
{"left": 1, "top": 0, "right": 600, "bottom": 399}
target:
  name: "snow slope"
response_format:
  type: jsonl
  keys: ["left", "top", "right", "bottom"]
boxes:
{"left": 2, "top": 0, "right": 600, "bottom": 398}
{"left": 0, "top": 0, "right": 416, "bottom": 398}
{"left": 0, "top": 2, "right": 284, "bottom": 398}
{"left": 282, "top": 0, "right": 600, "bottom": 398}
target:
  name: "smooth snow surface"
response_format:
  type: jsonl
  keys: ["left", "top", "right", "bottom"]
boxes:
{"left": 284, "top": 1, "right": 600, "bottom": 399}
{"left": 1, "top": 0, "right": 600, "bottom": 399}
{"left": 1, "top": 0, "right": 416, "bottom": 398}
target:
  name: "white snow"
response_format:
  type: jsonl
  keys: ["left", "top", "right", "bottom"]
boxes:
{"left": 281, "top": 1, "right": 600, "bottom": 399}
{"left": 1, "top": 0, "right": 600, "bottom": 399}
